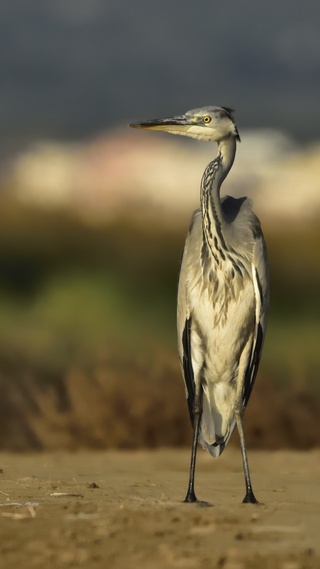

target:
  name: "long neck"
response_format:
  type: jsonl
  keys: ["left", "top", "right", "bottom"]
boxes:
{"left": 200, "top": 135, "right": 236, "bottom": 256}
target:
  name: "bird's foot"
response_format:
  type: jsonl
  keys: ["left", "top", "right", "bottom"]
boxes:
{"left": 242, "top": 490, "right": 259, "bottom": 504}
{"left": 184, "top": 492, "right": 212, "bottom": 507}
{"left": 183, "top": 489, "right": 198, "bottom": 503}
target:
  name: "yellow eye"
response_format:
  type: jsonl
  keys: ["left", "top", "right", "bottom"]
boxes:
{"left": 202, "top": 116, "right": 211, "bottom": 124}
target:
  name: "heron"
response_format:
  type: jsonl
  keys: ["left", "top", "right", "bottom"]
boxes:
{"left": 129, "top": 106, "right": 269, "bottom": 504}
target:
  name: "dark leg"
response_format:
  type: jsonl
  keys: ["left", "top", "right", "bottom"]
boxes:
{"left": 184, "top": 385, "right": 202, "bottom": 503}
{"left": 235, "top": 409, "right": 258, "bottom": 504}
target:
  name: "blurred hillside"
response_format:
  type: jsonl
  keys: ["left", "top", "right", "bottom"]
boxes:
{"left": 0, "top": 129, "right": 319, "bottom": 451}
{"left": 0, "top": 0, "right": 319, "bottom": 451}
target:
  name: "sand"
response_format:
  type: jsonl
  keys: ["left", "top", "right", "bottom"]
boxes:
{"left": 0, "top": 449, "right": 319, "bottom": 568}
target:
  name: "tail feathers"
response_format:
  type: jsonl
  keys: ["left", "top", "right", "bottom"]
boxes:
{"left": 200, "top": 390, "right": 236, "bottom": 457}
{"left": 202, "top": 418, "right": 236, "bottom": 457}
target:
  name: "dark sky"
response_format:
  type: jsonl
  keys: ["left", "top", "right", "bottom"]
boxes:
{"left": 1, "top": 0, "right": 320, "bottom": 149}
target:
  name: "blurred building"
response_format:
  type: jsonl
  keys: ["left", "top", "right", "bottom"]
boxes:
{"left": 7, "top": 129, "right": 320, "bottom": 223}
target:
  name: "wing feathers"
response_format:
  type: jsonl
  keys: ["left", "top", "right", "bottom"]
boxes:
{"left": 243, "top": 322, "right": 263, "bottom": 408}
{"left": 182, "top": 317, "right": 195, "bottom": 423}
{"left": 243, "top": 235, "right": 269, "bottom": 408}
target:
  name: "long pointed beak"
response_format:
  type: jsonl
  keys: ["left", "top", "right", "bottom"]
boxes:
{"left": 129, "top": 115, "right": 192, "bottom": 132}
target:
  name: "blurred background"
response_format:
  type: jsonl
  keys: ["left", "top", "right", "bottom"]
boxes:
{"left": 0, "top": 0, "right": 319, "bottom": 451}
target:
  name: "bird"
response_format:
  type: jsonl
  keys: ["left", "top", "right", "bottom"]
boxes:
{"left": 129, "top": 106, "right": 269, "bottom": 504}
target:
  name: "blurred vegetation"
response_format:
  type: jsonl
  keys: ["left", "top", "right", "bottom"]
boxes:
{"left": 0, "top": 198, "right": 319, "bottom": 450}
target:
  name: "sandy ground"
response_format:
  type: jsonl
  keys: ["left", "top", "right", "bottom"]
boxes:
{"left": 0, "top": 449, "right": 319, "bottom": 569}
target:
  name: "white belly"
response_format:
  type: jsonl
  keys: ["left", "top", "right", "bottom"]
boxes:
{"left": 186, "top": 266, "right": 255, "bottom": 446}
{"left": 188, "top": 267, "right": 255, "bottom": 382}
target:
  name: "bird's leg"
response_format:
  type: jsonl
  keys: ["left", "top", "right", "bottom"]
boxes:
{"left": 184, "top": 383, "right": 203, "bottom": 503}
{"left": 235, "top": 405, "right": 258, "bottom": 504}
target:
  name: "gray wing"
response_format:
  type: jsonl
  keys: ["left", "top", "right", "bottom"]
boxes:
{"left": 243, "top": 231, "right": 269, "bottom": 408}
{"left": 177, "top": 209, "right": 202, "bottom": 423}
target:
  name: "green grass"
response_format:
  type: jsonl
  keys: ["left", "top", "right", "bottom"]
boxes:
{"left": 262, "top": 313, "right": 320, "bottom": 389}
{"left": 0, "top": 269, "right": 177, "bottom": 370}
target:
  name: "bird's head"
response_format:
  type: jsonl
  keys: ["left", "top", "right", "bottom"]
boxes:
{"left": 130, "top": 106, "right": 240, "bottom": 143}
